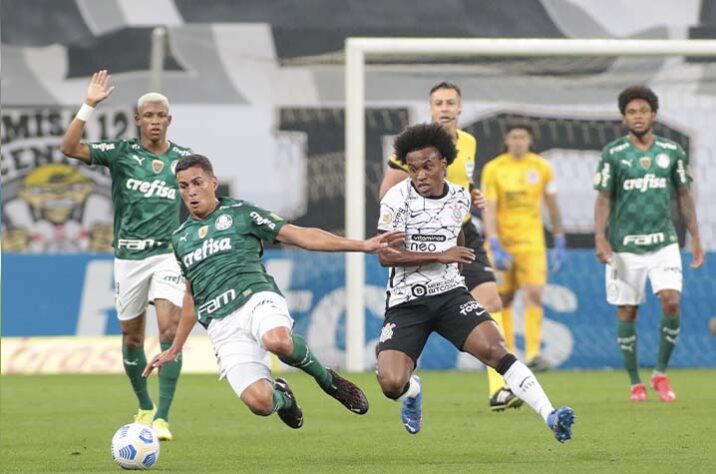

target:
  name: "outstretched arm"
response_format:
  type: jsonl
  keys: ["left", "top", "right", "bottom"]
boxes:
{"left": 60, "top": 70, "right": 115, "bottom": 163}
{"left": 143, "top": 280, "right": 196, "bottom": 377}
{"left": 677, "top": 187, "right": 704, "bottom": 268}
{"left": 277, "top": 223, "right": 403, "bottom": 253}
{"left": 594, "top": 190, "right": 613, "bottom": 264}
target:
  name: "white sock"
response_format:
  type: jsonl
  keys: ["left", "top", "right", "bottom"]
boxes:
{"left": 396, "top": 375, "right": 421, "bottom": 402}
{"left": 503, "top": 361, "right": 554, "bottom": 422}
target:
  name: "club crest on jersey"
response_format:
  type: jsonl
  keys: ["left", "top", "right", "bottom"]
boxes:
{"left": 171, "top": 160, "right": 178, "bottom": 174}
{"left": 656, "top": 153, "right": 670, "bottom": 169}
{"left": 152, "top": 160, "right": 164, "bottom": 173}
{"left": 215, "top": 214, "right": 233, "bottom": 231}
{"left": 526, "top": 169, "right": 539, "bottom": 184}
{"left": 198, "top": 225, "right": 209, "bottom": 239}
{"left": 639, "top": 156, "right": 651, "bottom": 170}
{"left": 380, "top": 209, "right": 394, "bottom": 225}
{"left": 449, "top": 203, "right": 463, "bottom": 223}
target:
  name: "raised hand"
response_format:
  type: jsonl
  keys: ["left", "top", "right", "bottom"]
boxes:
{"left": 86, "top": 70, "right": 115, "bottom": 107}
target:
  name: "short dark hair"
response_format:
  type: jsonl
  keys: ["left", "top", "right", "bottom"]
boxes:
{"left": 175, "top": 154, "right": 214, "bottom": 176}
{"left": 505, "top": 121, "right": 533, "bottom": 136}
{"left": 618, "top": 86, "right": 659, "bottom": 115}
{"left": 429, "top": 81, "right": 462, "bottom": 97}
{"left": 393, "top": 123, "right": 457, "bottom": 165}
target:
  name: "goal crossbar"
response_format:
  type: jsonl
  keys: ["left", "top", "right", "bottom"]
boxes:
{"left": 343, "top": 38, "right": 716, "bottom": 371}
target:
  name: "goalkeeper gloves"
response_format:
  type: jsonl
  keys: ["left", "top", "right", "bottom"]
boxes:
{"left": 550, "top": 235, "right": 566, "bottom": 273}
{"left": 489, "top": 237, "right": 512, "bottom": 270}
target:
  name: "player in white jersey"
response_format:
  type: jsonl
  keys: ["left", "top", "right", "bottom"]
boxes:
{"left": 375, "top": 123, "right": 574, "bottom": 443}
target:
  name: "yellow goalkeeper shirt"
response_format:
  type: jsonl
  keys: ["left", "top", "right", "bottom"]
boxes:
{"left": 481, "top": 152, "right": 555, "bottom": 251}
{"left": 388, "top": 129, "right": 476, "bottom": 223}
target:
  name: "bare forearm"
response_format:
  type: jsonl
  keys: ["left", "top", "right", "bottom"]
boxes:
{"left": 483, "top": 201, "right": 499, "bottom": 240}
{"left": 678, "top": 189, "right": 701, "bottom": 240}
{"left": 594, "top": 193, "right": 611, "bottom": 240}
{"left": 172, "top": 295, "right": 197, "bottom": 352}
{"left": 60, "top": 118, "right": 91, "bottom": 162}
{"left": 379, "top": 250, "right": 443, "bottom": 267}
{"left": 287, "top": 227, "right": 366, "bottom": 252}
{"left": 545, "top": 195, "right": 564, "bottom": 235}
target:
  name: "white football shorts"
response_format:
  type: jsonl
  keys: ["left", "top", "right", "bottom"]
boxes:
{"left": 114, "top": 253, "right": 185, "bottom": 320}
{"left": 206, "top": 291, "right": 294, "bottom": 396}
{"left": 605, "top": 243, "right": 682, "bottom": 306}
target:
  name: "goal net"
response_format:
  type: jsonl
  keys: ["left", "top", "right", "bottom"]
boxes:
{"left": 343, "top": 38, "right": 716, "bottom": 370}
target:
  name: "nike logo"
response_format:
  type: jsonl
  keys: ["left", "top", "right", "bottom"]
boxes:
{"left": 123, "top": 359, "right": 138, "bottom": 366}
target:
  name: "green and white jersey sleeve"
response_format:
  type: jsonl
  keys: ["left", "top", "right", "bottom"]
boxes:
{"left": 172, "top": 197, "right": 286, "bottom": 327}
{"left": 594, "top": 135, "right": 690, "bottom": 254}
{"left": 88, "top": 138, "right": 192, "bottom": 259}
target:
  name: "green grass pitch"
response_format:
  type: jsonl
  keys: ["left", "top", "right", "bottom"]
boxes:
{"left": 1, "top": 369, "right": 714, "bottom": 473}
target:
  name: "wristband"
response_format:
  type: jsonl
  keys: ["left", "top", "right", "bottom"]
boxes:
{"left": 76, "top": 103, "right": 95, "bottom": 122}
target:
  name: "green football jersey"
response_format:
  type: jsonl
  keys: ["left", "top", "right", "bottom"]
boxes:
{"left": 594, "top": 135, "right": 691, "bottom": 253}
{"left": 89, "top": 138, "right": 192, "bottom": 259}
{"left": 172, "top": 197, "right": 286, "bottom": 326}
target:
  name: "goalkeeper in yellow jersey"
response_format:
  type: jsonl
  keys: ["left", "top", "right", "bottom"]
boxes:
{"left": 379, "top": 82, "right": 521, "bottom": 411}
{"left": 481, "top": 123, "right": 566, "bottom": 371}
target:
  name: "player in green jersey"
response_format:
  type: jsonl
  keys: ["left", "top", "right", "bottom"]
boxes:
{"left": 593, "top": 85, "right": 705, "bottom": 402}
{"left": 143, "top": 154, "right": 403, "bottom": 429}
{"left": 60, "top": 70, "right": 190, "bottom": 439}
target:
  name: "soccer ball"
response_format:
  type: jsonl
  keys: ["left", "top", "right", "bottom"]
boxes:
{"left": 111, "top": 423, "right": 160, "bottom": 470}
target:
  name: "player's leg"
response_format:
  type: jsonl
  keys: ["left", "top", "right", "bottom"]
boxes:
{"left": 466, "top": 230, "right": 518, "bottom": 408}
{"left": 516, "top": 249, "right": 549, "bottom": 371}
{"left": 253, "top": 292, "right": 369, "bottom": 414}
{"left": 607, "top": 251, "right": 648, "bottom": 400}
{"left": 649, "top": 244, "right": 683, "bottom": 402}
{"left": 120, "top": 312, "right": 155, "bottom": 423}
{"left": 206, "top": 301, "right": 302, "bottom": 428}
{"left": 499, "top": 292, "right": 516, "bottom": 352}
{"left": 115, "top": 258, "right": 154, "bottom": 423}
{"left": 471, "top": 281, "right": 522, "bottom": 411}
{"left": 375, "top": 300, "right": 431, "bottom": 434}
{"left": 147, "top": 254, "right": 186, "bottom": 439}
{"left": 152, "top": 299, "right": 181, "bottom": 439}
{"left": 436, "top": 289, "right": 574, "bottom": 443}
{"left": 522, "top": 283, "right": 548, "bottom": 370}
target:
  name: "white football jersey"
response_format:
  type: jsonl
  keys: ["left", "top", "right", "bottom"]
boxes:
{"left": 378, "top": 179, "right": 470, "bottom": 308}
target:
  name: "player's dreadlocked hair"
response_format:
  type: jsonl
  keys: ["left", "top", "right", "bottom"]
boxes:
{"left": 175, "top": 154, "right": 215, "bottom": 176}
{"left": 393, "top": 123, "right": 457, "bottom": 165}
{"left": 618, "top": 86, "right": 659, "bottom": 115}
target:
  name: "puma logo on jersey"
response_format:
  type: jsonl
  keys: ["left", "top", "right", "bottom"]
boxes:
{"left": 126, "top": 179, "right": 177, "bottom": 199}
{"left": 131, "top": 154, "right": 144, "bottom": 165}
{"left": 620, "top": 160, "right": 631, "bottom": 167}
{"left": 181, "top": 237, "right": 232, "bottom": 267}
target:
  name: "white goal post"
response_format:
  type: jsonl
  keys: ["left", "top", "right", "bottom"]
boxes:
{"left": 344, "top": 38, "right": 716, "bottom": 372}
